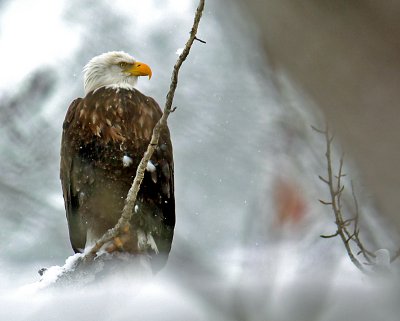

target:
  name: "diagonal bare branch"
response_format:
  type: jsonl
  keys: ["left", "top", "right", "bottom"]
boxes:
{"left": 86, "top": 0, "right": 206, "bottom": 258}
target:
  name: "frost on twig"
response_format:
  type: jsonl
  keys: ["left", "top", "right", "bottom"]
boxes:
{"left": 313, "top": 124, "right": 400, "bottom": 274}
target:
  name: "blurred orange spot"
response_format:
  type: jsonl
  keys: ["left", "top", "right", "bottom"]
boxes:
{"left": 274, "top": 177, "right": 307, "bottom": 225}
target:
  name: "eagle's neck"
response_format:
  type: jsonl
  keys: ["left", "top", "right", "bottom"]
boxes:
{"left": 83, "top": 65, "right": 138, "bottom": 95}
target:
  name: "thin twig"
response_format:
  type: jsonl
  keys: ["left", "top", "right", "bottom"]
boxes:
{"left": 86, "top": 0, "right": 206, "bottom": 258}
{"left": 318, "top": 175, "right": 329, "bottom": 185}
{"left": 320, "top": 231, "right": 339, "bottom": 238}
{"left": 311, "top": 125, "right": 326, "bottom": 135}
{"left": 349, "top": 181, "right": 375, "bottom": 261}
{"left": 319, "top": 123, "right": 368, "bottom": 273}
{"left": 319, "top": 199, "right": 332, "bottom": 205}
{"left": 194, "top": 36, "right": 207, "bottom": 44}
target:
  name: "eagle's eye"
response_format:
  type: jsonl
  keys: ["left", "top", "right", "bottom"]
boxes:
{"left": 119, "top": 62, "right": 128, "bottom": 68}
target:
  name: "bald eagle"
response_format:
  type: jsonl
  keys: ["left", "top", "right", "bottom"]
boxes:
{"left": 60, "top": 51, "right": 175, "bottom": 271}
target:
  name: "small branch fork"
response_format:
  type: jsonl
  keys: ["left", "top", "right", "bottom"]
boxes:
{"left": 313, "top": 124, "right": 390, "bottom": 274}
{"left": 85, "top": 0, "right": 206, "bottom": 260}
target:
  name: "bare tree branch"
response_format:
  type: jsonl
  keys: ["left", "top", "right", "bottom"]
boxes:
{"left": 349, "top": 181, "right": 375, "bottom": 261}
{"left": 316, "top": 123, "right": 400, "bottom": 273}
{"left": 86, "top": 0, "right": 206, "bottom": 259}
{"left": 318, "top": 123, "right": 371, "bottom": 273}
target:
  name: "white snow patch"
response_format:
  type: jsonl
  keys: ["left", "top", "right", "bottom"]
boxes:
{"left": 123, "top": 155, "right": 133, "bottom": 167}
{"left": 135, "top": 204, "right": 139, "bottom": 213}
{"left": 37, "top": 266, "right": 64, "bottom": 287}
{"left": 176, "top": 48, "right": 184, "bottom": 55}
{"left": 146, "top": 160, "right": 156, "bottom": 172}
{"left": 147, "top": 233, "right": 159, "bottom": 254}
{"left": 19, "top": 253, "right": 83, "bottom": 294}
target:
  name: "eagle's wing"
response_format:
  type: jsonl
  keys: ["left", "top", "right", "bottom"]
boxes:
{"left": 60, "top": 98, "right": 87, "bottom": 252}
{"left": 140, "top": 112, "right": 175, "bottom": 255}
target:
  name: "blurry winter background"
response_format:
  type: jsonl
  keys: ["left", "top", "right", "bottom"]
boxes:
{"left": 0, "top": 0, "right": 399, "bottom": 320}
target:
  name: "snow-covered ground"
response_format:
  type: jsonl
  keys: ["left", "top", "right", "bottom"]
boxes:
{"left": 0, "top": 0, "right": 399, "bottom": 320}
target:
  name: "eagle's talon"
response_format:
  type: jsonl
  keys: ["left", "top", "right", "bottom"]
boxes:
{"left": 121, "top": 224, "right": 130, "bottom": 233}
{"left": 113, "top": 236, "right": 124, "bottom": 250}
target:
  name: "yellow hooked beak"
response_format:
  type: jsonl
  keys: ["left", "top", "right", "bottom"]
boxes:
{"left": 128, "top": 61, "right": 152, "bottom": 79}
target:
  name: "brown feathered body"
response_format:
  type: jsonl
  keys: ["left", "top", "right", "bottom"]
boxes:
{"left": 60, "top": 87, "right": 175, "bottom": 271}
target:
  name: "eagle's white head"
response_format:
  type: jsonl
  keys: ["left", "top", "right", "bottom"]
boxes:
{"left": 83, "top": 51, "right": 152, "bottom": 94}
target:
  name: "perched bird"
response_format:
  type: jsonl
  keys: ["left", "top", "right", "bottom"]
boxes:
{"left": 60, "top": 51, "right": 175, "bottom": 271}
